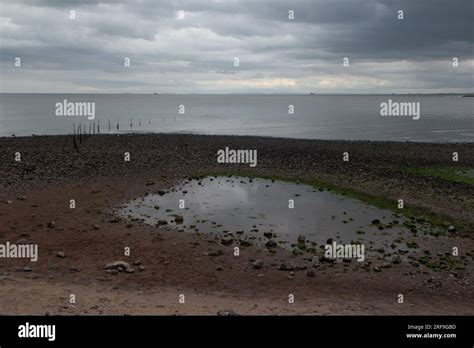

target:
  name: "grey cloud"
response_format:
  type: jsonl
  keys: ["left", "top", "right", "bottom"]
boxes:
{"left": 0, "top": 0, "right": 472, "bottom": 93}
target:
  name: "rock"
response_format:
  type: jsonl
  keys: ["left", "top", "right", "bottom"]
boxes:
{"left": 217, "top": 309, "right": 239, "bottom": 316}
{"left": 5, "top": 200, "right": 12, "bottom": 204}
{"left": 124, "top": 268, "right": 135, "bottom": 273}
{"left": 108, "top": 218, "right": 120, "bottom": 223}
{"left": 297, "top": 235, "right": 306, "bottom": 243}
{"left": 132, "top": 260, "right": 141, "bottom": 266}
{"left": 157, "top": 190, "right": 167, "bottom": 196}
{"left": 392, "top": 255, "right": 401, "bottom": 264}
{"left": 174, "top": 215, "right": 184, "bottom": 223}
{"left": 157, "top": 220, "right": 168, "bottom": 226}
{"left": 70, "top": 267, "right": 81, "bottom": 272}
{"left": 252, "top": 260, "right": 264, "bottom": 269}
{"left": 278, "top": 262, "right": 295, "bottom": 271}
{"left": 371, "top": 219, "right": 381, "bottom": 225}
{"left": 236, "top": 230, "right": 244, "bottom": 234}
{"left": 319, "top": 255, "right": 335, "bottom": 263}
{"left": 265, "top": 240, "right": 278, "bottom": 248}
{"left": 381, "top": 262, "right": 391, "bottom": 268}
{"left": 57, "top": 251, "right": 66, "bottom": 258}
{"left": 154, "top": 205, "right": 160, "bottom": 210}
{"left": 306, "top": 269, "right": 316, "bottom": 277}
{"left": 18, "top": 266, "right": 32, "bottom": 272}
{"left": 93, "top": 224, "right": 100, "bottom": 230}
{"left": 138, "top": 266, "right": 146, "bottom": 271}
{"left": 373, "top": 266, "right": 381, "bottom": 272}
{"left": 126, "top": 223, "right": 133, "bottom": 228}
{"left": 239, "top": 240, "right": 252, "bottom": 247}
{"left": 47, "top": 221, "right": 56, "bottom": 229}
{"left": 17, "top": 196, "right": 27, "bottom": 201}
{"left": 292, "top": 248, "right": 303, "bottom": 256}
{"left": 221, "top": 237, "right": 233, "bottom": 246}
{"left": 15, "top": 239, "right": 28, "bottom": 245}
{"left": 208, "top": 250, "right": 224, "bottom": 257}
{"left": 448, "top": 225, "right": 456, "bottom": 232}
{"left": 263, "top": 232, "right": 273, "bottom": 238}
{"left": 216, "top": 266, "right": 223, "bottom": 271}
{"left": 104, "top": 261, "right": 132, "bottom": 273}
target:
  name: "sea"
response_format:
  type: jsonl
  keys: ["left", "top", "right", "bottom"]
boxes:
{"left": 0, "top": 94, "right": 472, "bottom": 142}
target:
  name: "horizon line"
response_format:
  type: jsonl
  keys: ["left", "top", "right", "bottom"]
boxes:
{"left": 1, "top": 92, "right": 473, "bottom": 96}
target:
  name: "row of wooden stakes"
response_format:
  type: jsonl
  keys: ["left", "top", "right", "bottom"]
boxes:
{"left": 72, "top": 117, "right": 151, "bottom": 149}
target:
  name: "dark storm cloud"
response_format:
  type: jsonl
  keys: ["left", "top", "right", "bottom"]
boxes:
{"left": 0, "top": 0, "right": 472, "bottom": 93}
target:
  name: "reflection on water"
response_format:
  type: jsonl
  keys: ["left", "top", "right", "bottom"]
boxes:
{"left": 118, "top": 176, "right": 441, "bottom": 254}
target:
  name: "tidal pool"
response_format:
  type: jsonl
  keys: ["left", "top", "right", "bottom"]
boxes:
{"left": 119, "top": 176, "right": 440, "bottom": 253}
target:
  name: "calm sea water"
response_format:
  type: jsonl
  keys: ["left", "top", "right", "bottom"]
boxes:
{"left": 0, "top": 94, "right": 472, "bottom": 142}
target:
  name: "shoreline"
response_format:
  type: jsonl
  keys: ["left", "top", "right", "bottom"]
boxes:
{"left": 0, "top": 133, "right": 473, "bottom": 314}
{"left": 2, "top": 132, "right": 474, "bottom": 145}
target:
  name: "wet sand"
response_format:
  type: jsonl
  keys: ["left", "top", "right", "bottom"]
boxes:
{"left": 0, "top": 134, "right": 473, "bottom": 315}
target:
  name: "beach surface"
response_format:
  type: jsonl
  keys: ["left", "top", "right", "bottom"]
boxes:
{"left": 0, "top": 134, "right": 473, "bottom": 314}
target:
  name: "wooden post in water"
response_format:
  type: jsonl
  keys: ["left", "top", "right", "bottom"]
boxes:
{"left": 108, "top": 118, "right": 111, "bottom": 133}
{"left": 130, "top": 116, "right": 133, "bottom": 130}
{"left": 98, "top": 119, "right": 100, "bottom": 134}
{"left": 117, "top": 117, "right": 119, "bottom": 131}
{"left": 73, "top": 123, "right": 77, "bottom": 150}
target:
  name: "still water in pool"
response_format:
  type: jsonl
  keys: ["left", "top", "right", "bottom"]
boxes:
{"left": 118, "top": 176, "right": 435, "bottom": 253}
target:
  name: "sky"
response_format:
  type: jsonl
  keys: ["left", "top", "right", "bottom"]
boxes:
{"left": 0, "top": 0, "right": 473, "bottom": 94}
